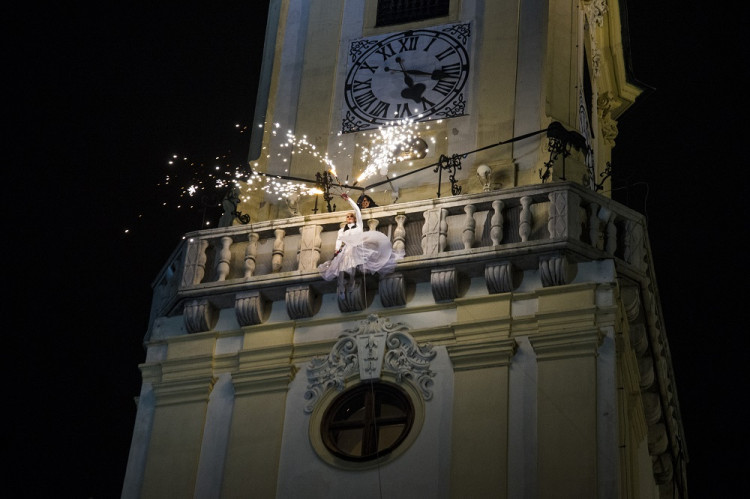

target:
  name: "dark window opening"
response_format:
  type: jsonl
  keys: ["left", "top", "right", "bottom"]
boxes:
{"left": 376, "top": 0, "right": 450, "bottom": 27}
{"left": 321, "top": 382, "right": 414, "bottom": 461}
{"left": 583, "top": 48, "right": 594, "bottom": 138}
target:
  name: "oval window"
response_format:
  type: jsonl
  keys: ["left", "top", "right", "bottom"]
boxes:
{"left": 321, "top": 382, "right": 415, "bottom": 462}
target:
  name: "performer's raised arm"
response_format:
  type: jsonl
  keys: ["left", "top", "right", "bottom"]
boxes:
{"left": 341, "top": 193, "right": 362, "bottom": 227}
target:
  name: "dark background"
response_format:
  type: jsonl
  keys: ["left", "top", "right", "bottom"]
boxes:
{"left": 9, "top": 2, "right": 744, "bottom": 496}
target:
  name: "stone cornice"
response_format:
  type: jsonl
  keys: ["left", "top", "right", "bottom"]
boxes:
{"left": 447, "top": 338, "right": 517, "bottom": 371}
{"left": 232, "top": 365, "right": 299, "bottom": 396}
{"left": 529, "top": 329, "right": 604, "bottom": 361}
{"left": 152, "top": 376, "right": 217, "bottom": 407}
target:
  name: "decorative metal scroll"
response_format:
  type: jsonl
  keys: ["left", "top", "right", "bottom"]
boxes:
{"left": 435, "top": 153, "right": 465, "bottom": 197}
{"left": 539, "top": 121, "right": 589, "bottom": 184}
{"left": 315, "top": 170, "right": 336, "bottom": 213}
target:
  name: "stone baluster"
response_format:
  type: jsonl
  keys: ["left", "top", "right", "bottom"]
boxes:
{"left": 215, "top": 236, "right": 233, "bottom": 281}
{"left": 272, "top": 229, "right": 285, "bottom": 273}
{"left": 297, "top": 225, "right": 322, "bottom": 271}
{"left": 182, "top": 238, "right": 209, "bottom": 287}
{"left": 490, "top": 199, "right": 504, "bottom": 245}
{"left": 393, "top": 214, "right": 406, "bottom": 254}
{"left": 623, "top": 220, "right": 646, "bottom": 271}
{"left": 588, "top": 202, "right": 602, "bottom": 249}
{"left": 605, "top": 214, "right": 617, "bottom": 256}
{"left": 547, "top": 190, "right": 582, "bottom": 240}
{"left": 519, "top": 196, "right": 532, "bottom": 242}
{"left": 439, "top": 209, "right": 448, "bottom": 252}
{"left": 244, "top": 232, "right": 259, "bottom": 278}
{"left": 366, "top": 218, "right": 379, "bottom": 231}
{"left": 421, "top": 208, "right": 447, "bottom": 256}
{"left": 462, "top": 204, "right": 476, "bottom": 249}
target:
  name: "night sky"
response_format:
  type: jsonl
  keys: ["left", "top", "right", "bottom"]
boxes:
{"left": 10, "top": 2, "right": 743, "bottom": 496}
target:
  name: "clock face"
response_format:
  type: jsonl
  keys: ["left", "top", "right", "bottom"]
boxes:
{"left": 342, "top": 23, "right": 471, "bottom": 133}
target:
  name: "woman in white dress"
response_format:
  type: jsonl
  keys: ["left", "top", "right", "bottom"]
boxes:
{"left": 318, "top": 193, "right": 403, "bottom": 284}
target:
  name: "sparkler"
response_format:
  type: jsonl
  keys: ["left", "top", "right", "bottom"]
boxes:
{"left": 125, "top": 118, "right": 434, "bottom": 234}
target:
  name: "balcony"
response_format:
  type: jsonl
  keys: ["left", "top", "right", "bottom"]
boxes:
{"left": 146, "top": 180, "right": 653, "bottom": 339}
{"left": 143, "top": 179, "right": 685, "bottom": 487}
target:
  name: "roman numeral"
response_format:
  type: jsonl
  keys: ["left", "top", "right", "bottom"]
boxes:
{"left": 441, "top": 63, "right": 463, "bottom": 77}
{"left": 432, "top": 79, "right": 455, "bottom": 96}
{"left": 350, "top": 79, "right": 372, "bottom": 93}
{"left": 370, "top": 100, "right": 391, "bottom": 118}
{"left": 353, "top": 90, "right": 390, "bottom": 118}
{"left": 359, "top": 61, "right": 378, "bottom": 74}
{"left": 434, "top": 47, "right": 454, "bottom": 61}
{"left": 397, "top": 36, "right": 419, "bottom": 52}
{"left": 354, "top": 90, "right": 378, "bottom": 110}
{"left": 396, "top": 103, "right": 415, "bottom": 118}
{"left": 375, "top": 42, "right": 396, "bottom": 60}
{"left": 421, "top": 96, "right": 436, "bottom": 112}
{"left": 423, "top": 36, "right": 437, "bottom": 52}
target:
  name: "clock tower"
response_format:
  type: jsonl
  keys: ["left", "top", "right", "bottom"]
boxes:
{"left": 242, "top": 0, "right": 636, "bottom": 220}
{"left": 124, "top": 2, "right": 688, "bottom": 498}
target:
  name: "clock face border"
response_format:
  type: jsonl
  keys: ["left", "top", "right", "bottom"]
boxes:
{"left": 342, "top": 22, "right": 471, "bottom": 134}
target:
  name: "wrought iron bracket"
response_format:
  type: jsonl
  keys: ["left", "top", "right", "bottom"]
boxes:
{"left": 435, "top": 153, "right": 465, "bottom": 197}
{"left": 594, "top": 161, "right": 612, "bottom": 192}
{"left": 315, "top": 170, "right": 336, "bottom": 213}
{"left": 539, "top": 122, "right": 588, "bottom": 183}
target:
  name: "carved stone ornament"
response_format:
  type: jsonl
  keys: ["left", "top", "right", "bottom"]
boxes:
{"left": 303, "top": 314, "right": 437, "bottom": 413}
{"left": 184, "top": 299, "right": 218, "bottom": 334}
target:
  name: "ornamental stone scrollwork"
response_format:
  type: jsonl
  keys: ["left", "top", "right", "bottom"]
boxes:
{"left": 539, "top": 254, "right": 576, "bottom": 287}
{"left": 597, "top": 92, "right": 620, "bottom": 147}
{"left": 582, "top": 0, "right": 608, "bottom": 77}
{"left": 286, "top": 284, "right": 317, "bottom": 319}
{"left": 582, "top": 0, "right": 608, "bottom": 28}
{"left": 485, "top": 262, "right": 515, "bottom": 294}
{"left": 184, "top": 299, "right": 218, "bottom": 334}
{"left": 304, "top": 315, "right": 436, "bottom": 413}
{"left": 431, "top": 266, "right": 458, "bottom": 302}
{"left": 337, "top": 274, "right": 366, "bottom": 312}
{"left": 235, "top": 290, "right": 269, "bottom": 326}
{"left": 379, "top": 272, "right": 406, "bottom": 307}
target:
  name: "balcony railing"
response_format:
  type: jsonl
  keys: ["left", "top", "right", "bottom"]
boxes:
{"left": 146, "top": 181, "right": 653, "bottom": 338}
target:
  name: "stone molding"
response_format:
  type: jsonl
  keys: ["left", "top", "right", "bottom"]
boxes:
{"left": 447, "top": 338, "right": 517, "bottom": 371}
{"left": 529, "top": 329, "right": 604, "bottom": 361}
{"left": 152, "top": 376, "right": 217, "bottom": 407}
{"left": 232, "top": 365, "right": 298, "bottom": 396}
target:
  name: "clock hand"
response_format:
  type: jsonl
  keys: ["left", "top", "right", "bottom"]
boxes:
{"left": 393, "top": 57, "right": 426, "bottom": 104}
{"left": 384, "top": 67, "right": 454, "bottom": 80}
{"left": 395, "top": 57, "right": 416, "bottom": 88}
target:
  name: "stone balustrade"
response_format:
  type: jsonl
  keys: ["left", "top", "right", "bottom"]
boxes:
{"left": 147, "top": 181, "right": 651, "bottom": 335}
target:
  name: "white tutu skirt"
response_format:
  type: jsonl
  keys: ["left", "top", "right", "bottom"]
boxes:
{"left": 318, "top": 230, "right": 404, "bottom": 281}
